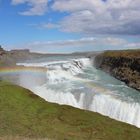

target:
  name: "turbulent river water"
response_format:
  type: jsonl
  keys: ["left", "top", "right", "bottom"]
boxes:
{"left": 11, "top": 56, "right": 140, "bottom": 128}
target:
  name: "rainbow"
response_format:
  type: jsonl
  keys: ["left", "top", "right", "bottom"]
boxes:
{"left": 0, "top": 66, "right": 47, "bottom": 75}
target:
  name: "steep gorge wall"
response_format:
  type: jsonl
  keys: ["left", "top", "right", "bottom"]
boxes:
{"left": 94, "top": 50, "right": 140, "bottom": 91}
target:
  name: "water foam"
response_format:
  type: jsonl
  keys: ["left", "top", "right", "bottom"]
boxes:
{"left": 32, "top": 85, "right": 140, "bottom": 127}
{"left": 90, "top": 93, "right": 140, "bottom": 127}
{"left": 18, "top": 57, "right": 140, "bottom": 128}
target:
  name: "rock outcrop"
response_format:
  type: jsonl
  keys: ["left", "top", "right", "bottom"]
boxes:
{"left": 94, "top": 50, "right": 140, "bottom": 91}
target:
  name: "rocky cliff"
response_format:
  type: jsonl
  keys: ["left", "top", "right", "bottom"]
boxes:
{"left": 94, "top": 50, "right": 140, "bottom": 91}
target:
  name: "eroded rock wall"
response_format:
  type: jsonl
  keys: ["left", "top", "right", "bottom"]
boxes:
{"left": 94, "top": 50, "right": 140, "bottom": 91}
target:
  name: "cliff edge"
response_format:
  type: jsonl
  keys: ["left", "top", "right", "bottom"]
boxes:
{"left": 0, "top": 81, "right": 140, "bottom": 140}
{"left": 94, "top": 50, "right": 140, "bottom": 91}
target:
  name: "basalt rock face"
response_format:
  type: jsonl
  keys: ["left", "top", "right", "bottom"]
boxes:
{"left": 94, "top": 50, "right": 140, "bottom": 91}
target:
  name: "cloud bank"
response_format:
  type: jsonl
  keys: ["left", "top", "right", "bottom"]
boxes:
{"left": 11, "top": 0, "right": 140, "bottom": 35}
{"left": 51, "top": 0, "right": 140, "bottom": 35}
{"left": 11, "top": 37, "right": 139, "bottom": 53}
{"left": 26, "top": 37, "right": 126, "bottom": 48}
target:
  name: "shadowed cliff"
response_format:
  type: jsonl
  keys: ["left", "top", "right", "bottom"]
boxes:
{"left": 94, "top": 50, "right": 140, "bottom": 91}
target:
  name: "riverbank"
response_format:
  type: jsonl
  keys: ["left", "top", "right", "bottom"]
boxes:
{"left": 94, "top": 49, "right": 140, "bottom": 91}
{"left": 1, "top": 80, "right": 140, "bottom": 140}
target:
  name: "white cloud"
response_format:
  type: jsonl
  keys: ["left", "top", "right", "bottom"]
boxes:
{"left": 11, "top": 0, "right": 48, "bottom": 15}
{"left": 51, "top": 0, "right": 140, "bottom": 35}
{"left": 39, "top": 23, "right": 60, "bottom": 29}
{"left": 11, "top": 0, "right": 140, "bottom": 35}
{"left": 125, "top": 42, "right": 140, "bottom": 49}
{"left": 7, "top": 37, "right": 140, "bottom": 53}
{"left": 26, "top": 37, "right": 126, "bottom": 48}
{"left": 16, "top": 37, "right": 130, "bottom": 53}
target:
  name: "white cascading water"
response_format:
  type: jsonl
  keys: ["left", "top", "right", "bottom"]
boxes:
{"left": 17, "top": 57, "right": 140, "bottom": 128}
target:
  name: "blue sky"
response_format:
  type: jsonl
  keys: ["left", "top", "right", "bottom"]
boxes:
{"left": 0, "top": 0, "right": 140, "bottom": 53}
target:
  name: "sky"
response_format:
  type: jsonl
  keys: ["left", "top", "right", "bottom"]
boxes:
{"left": 0, "top": 0, "right": 140, "bottom": 53}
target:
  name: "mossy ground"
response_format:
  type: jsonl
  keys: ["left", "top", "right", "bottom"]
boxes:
{"left": 0, "top": 81, "right": 140, "bottom": 140}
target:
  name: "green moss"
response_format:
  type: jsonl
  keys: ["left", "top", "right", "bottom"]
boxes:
{"left": 0, "top": 81, "right": 140, "bottom": 140}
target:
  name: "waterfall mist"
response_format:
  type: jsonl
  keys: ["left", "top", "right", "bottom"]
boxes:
{"left": 8, "top": 57, "right": 140, "bottom": 128}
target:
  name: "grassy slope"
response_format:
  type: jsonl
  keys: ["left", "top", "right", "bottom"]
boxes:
{"left": 0, "top": 81, "right": 140, "bottom": 140}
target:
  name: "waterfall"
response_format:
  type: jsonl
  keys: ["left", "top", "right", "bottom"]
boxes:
{"left": 18, "top": 57, "right": 140, "bottom": 128}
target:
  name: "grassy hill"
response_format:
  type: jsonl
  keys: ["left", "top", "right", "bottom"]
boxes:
{"left": 0, "top": 81, "right": 140, "bottom": 140}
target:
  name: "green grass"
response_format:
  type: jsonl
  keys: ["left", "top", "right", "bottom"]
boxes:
{"left": 0, "top": 81, "right": 140, "bottom": 140}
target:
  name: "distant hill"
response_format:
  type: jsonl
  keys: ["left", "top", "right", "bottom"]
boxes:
{"left": 0, "top": 46, "right": 89, "bottom": 66}
{"left": 0, "top": 47, "right": 46, "bottom": 66}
